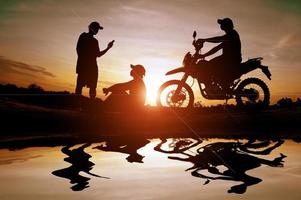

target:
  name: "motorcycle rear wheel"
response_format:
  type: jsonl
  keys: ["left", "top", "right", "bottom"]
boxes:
{"left": 235, "top": 77, "right": 270, "bottom": 108}
{"left": 156, "top": 80, "right": 194, "bottom": 108}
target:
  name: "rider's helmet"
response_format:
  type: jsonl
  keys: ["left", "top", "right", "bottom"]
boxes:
{"left": 217, "top": 18, "right": 234, "bottom": 30}
{"left": 130, "top": 64, "right": 146, "bottom": 78}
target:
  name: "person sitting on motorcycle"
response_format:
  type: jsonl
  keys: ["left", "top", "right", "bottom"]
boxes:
{"left": 197, "top": 18, "right": 242, "bottom": 84}
{"left": 103, "top": 64, "right": 146, "bottom": 110}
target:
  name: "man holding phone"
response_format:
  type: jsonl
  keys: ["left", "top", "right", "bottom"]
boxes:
{"left": 75, "top": 21, "right": 114, "bottom": 99}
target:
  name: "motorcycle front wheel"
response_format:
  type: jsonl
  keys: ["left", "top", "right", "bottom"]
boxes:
{"left": 156, "top": 80, "right": 194, "bottom": 108}
{"left": 235, "top": 77, "right": 270, "bottom": 108}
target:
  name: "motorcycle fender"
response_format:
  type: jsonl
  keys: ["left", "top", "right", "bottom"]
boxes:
{"left": 260, "top": 65, "right": 272, "bottom": 80}
{"left": 166, "top": 67, "right": 185, "bottom": 75}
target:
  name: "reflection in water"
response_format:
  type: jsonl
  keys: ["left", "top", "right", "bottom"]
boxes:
{"left": 93, "top": 137, "right": 149, "bottom": 163}
{"left": 50, "top": 138, "right": 287, "bottom": 193}
{"left": 154, "top": 138, "right": 286, "bottom": 194}
{"left": 0, "top": 138, "right": 299, "bottom": 199}
{"left": 52, "top": 143, "right": 109, "bottom": 191}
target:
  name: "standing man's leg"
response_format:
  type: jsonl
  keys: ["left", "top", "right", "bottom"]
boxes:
{"left": 89, "top": 87, "right": 96, "bottom": 99}
{"left": 89, "top": 70, "right": 98, "bottom": 99}
{"left": 75, "top": 74, "right": 84, "bottom": 95}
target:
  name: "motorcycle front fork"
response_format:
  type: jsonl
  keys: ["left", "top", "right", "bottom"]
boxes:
{"left": 174, "top": 73, "right": 189, "bottom": 95}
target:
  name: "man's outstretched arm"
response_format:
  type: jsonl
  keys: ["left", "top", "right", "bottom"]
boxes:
{"left": 200, "top": 43, "right": 223, "bottom": 58}
{"left": 103, "top": 80, "right": 133, "bottom": 94}
{"left": 98, "top": 40, "right": 114, "bottom": 57}
{"left": 201, "top": 35, "right": 226, "bottom": 43}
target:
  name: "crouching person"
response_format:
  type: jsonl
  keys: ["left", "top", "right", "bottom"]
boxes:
{"left": 103, "top": 64, "right": 146, "bottom": 111}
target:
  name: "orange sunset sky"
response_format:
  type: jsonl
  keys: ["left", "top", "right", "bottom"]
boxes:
{"left": 0, "top": 0, "right": 300, "bottom": 105}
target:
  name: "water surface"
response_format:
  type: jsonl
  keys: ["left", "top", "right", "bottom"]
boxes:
{"left": 0, "top": 138, "right": 300, "bottom": 200}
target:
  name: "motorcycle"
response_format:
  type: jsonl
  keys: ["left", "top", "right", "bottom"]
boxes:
{"left": 156, "top": 31, "right": 272, "bottom": 108}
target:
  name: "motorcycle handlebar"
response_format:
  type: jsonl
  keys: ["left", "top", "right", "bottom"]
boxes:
{"left": 193, "top": 39, "right": 204, "bottom": 49}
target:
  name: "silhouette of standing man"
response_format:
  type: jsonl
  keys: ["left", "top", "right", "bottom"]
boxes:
{"left": 75, "top": 21, "right": 114, "bottom": 98}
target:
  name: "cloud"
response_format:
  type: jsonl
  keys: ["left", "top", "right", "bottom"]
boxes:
{"left": 0, "top": 56, "right": 55, "bottom": 77}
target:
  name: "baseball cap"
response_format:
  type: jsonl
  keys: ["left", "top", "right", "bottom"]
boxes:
{"left": 217, "top": 18, "right": 234, "bottom": 28}
{"left": 130, "top": 64, "right": 146, "bottom": 77}
{"left": 89, "top": 21, "right": 103, "bottom": 30}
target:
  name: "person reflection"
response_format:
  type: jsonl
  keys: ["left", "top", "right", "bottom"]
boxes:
{"left": 52, "top": 143, "right": 109, "bottom": 191}
{"left": 154, "top": 138, "right": 202, "bottom": 154}
{"left": 155, "top": 138, "right": 286, "bottom": 194}
{"left": 94, "top": 137, "right": 149, "bottom": 163}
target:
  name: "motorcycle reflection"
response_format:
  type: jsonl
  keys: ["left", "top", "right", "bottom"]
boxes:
{"left": 156, "top": 31, "right": 272, "bottom": 108}
{"left": 154, "top": 138, "right": 286, "bottom": 194}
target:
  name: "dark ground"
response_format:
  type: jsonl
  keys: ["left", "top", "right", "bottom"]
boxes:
{"left": 1, "top": 83, "right": 300, "bottom": 149}
{"left": 1, "top": 93, "right": 301, "bottom": 150}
